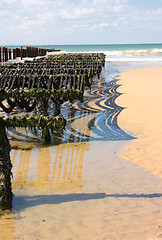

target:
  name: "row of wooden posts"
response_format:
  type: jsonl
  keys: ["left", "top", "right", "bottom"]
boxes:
{"left": 0, "top": 46, "right": 57, "bottom": 62}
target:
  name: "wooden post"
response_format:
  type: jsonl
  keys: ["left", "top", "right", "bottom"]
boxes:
{"left": 54, "top": 101, "right": 61, "bottom": 116}
{"left": 5, "top": 47, "right": 8, "bottom": 62}
{"left": 16, "top": 48, "right": 20, "bottom": 58}
{"left": 0, "top": 47, "right": 1, "bottom": 62}
{"left": 23, "top": 48, "right": 27, "bottom": 58}
{"left": 27, "top": 46, "right": 31, "bottom": 57}
{"left": 13, "top": 49, "right": 16, "bottom": 59}
{"left": 36, "top": 47, "right": 38, "bottom": 57}
{"left": 9, "top": 49, "right": 11, "bottom": 60}
{"left": 0, "top": 120, "right": 13, "bottom": 210}
{"left": 2, "top": 47, "right": 5, "bottom": 62}
{"left": 20, "top": 46, "right": 23, "bottom": 60}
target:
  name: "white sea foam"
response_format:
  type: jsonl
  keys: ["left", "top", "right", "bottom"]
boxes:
{"left": 102, "top": 49, "right": 162, "bottom": 57}
{"left": 59, "top": 48, "right": 162, "bottom": 62}
{"left": 105, "top": 57, "right": 162, "bottom": 62}
{"left": 101, "top": 49, "right": 162, "bottom": 62}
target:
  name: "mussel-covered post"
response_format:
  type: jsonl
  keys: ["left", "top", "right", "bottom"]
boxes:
{"left": 34, "top": 97, "right": 51, "bottom": 142}
{"left": 54, "top": 101, "right": 61, "bottom": 116}
{"left": 35, "top": 99, "right": 48, "bottom": 116}
{"left": 0, "top": 119, "right": 12, "bottom": 210}
{"left": 0, "top": 47, "right": 1, "bottom": 62}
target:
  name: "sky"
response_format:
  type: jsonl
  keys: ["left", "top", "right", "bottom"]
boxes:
{"left": 0, "top": 0, "right": 162, "bottom": 45}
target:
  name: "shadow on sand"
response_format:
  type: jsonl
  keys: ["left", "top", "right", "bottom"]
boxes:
{"left": 13, "top": 192, "right": 162, "bottom": 211}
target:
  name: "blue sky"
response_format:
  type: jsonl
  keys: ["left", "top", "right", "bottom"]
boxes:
{"left": 0, "top": 0, "right": 162, "bottom": 45}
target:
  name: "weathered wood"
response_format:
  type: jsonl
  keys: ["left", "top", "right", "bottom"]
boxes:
{"left": 9, "top": 49, "right": 11, "bottom": 60}
{"left": 0, "top": 121, "right": 12, "bottom": 209}
{"left": 2, "top": 47, "right": 5, "bottom": 62}
{"left": 0, "top": 47, "right": 1, "bottom": 62}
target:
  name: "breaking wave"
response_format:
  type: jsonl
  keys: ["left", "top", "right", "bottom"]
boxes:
{"left": 102, "top": 48, "right": 162, "bottom": 62}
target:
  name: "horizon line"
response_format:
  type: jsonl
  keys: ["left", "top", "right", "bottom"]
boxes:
{"left": 1, "top": 42, "right": 162, "bottom": 47}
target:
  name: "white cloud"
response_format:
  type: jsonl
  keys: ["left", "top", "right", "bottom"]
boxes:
{"left": 20, "top": 0, "right": 46, "bottom": 8}
{"left": 4, "top": 0, "right": 18, "bottom": 3}
{"left": 112, "top": 21, "right": 120, "bottom": 27}
{"left": 19, "top": 12, "right": 55, "bottom": 29}
{"left": 123, "top": 7, "right": 162, "bottom": 31}
{"left": 0, "top": 0, "right": 162, "bottom": 44}
{"left": 144, "top": 8, "right": 162, "bottom": 17}
{"left": 36, "top": 12, "right": 55, "bottom": 22}
{"left": 60, "top": 7, "right": 94, "bottom": 19}
{"left": 92, "top": 0, "right": 108, "bottom": 5}
{"left": 0, "top": 9, "right": 10, "bottom": 17}
{"left": 98, "top": 23, "right": 109, "bottom": 30}
{"left": 92, "top": 23, "right": 109, "bottom": 32}
{"left": 0, "top": 0, "right": 18, "bottom": 4}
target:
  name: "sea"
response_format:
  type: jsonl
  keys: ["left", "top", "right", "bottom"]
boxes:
{"left": 4, "top": 43, "right": 162, "bottom": 59}
{"left": 5, "top": 43, "right": 162, "bottom": 81}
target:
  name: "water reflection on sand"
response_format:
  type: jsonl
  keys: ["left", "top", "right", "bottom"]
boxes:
{"left": 1, "top": 63, "right": 162, "bottom": 240}
{"left": 10, "top": 138, "right": 162, "bottom": 240}
{"left": 10, "top": 69, "right": 134, "bottom": 192}
{"left": 11, "top": 142, "right": 86, "bottom": 191}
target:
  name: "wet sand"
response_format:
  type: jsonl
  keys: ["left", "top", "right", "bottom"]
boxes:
{"left": 116, "top": 66, "right": 162, "bottom": 177}
{"left": 0, "top": 66, "right": 162, "bottom": 240}
{"left": 0, "top": 140, "right": 161, "bottom": 240}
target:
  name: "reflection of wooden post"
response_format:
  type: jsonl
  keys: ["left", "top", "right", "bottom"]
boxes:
{"left": 37, "top": 148, "right": 51, "bottom": 188}
{"left": 0, "top": 121, "right": 12, "bottom": 209}
{"left": 10, "top": 111, "right": 95, "bottom": 191}
{"left": 14, "top": 149, "right": 30, "bottom": 187}
{"left": 0, "top": 211, "right": 14, "bottom": 239}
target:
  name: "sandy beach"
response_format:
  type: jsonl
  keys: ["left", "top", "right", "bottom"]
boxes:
{"left": 116, "top": 66, "right": 162, "bottom": 178}
{"left": 0, "top": 65, "right": 162, "bottom": 240}
{"left": 0, "top": 0, "right": 162, "bottom": 236}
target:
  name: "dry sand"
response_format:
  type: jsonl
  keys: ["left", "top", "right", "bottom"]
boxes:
{"left": 116, "top": 66, "right": 162, "bottom": 177}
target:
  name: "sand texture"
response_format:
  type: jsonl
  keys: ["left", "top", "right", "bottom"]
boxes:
{"left": 116, "top": 66, "right": 162, "bottom": 177}
{"left": 0, "top": 140, "right": 161, "bottom": 240}
{"left": 0, "top": 65, "right": 162, "bottom": 240}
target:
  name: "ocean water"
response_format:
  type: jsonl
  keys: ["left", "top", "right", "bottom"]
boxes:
{"left": 5, "top": 43, "right": 162, "bottom": 62}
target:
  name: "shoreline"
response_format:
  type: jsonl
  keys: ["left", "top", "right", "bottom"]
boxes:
{"left": 116, "top": 66, "right": 162, "bottom": 178}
